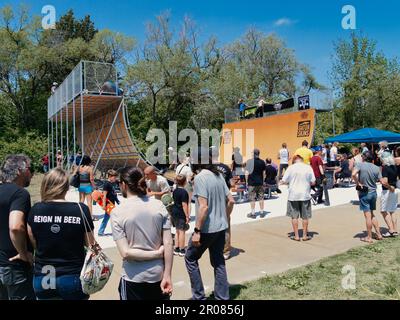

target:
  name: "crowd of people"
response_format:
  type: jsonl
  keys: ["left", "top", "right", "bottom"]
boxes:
{"left": 229, "top": 140, "right": 400, "bottom": 243}
{"left": 0, "top": 148, "right": 235, "bottom": 300}
{"left": 0, "top": 139, "right": 399, "bottom": 301}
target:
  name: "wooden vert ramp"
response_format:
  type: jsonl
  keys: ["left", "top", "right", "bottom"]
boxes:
{"left": 74, "top": 95, "right": 150, "bottom": 172}
{"left": 219, "top": 109, "right": 316, "bottom": 165}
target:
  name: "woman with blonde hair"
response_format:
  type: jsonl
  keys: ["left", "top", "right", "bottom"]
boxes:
{"left": 27, "top": 168, "right": 95, "bottom": 300}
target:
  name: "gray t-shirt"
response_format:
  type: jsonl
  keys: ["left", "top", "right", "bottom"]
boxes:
{"left": 111, "top": 196, "right": 171, "bottom": 283}
{"left": 193, "top": 169, "right": 229, "bottom": 233}
{"left": 355, "top": 162, "right": 382, "bottom": 193}
{"left": 146, "top": 175, "right": 171, "bottom": 200}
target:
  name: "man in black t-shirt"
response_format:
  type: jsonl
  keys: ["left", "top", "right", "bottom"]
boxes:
{"left": 246, "top": 149, "right": 267, "bottom": 219}
{"left": 0, "top": 154, "right": 36, "bottom": 300}
{"left": 334, "top": 154, "right": 352, "bottom": 185}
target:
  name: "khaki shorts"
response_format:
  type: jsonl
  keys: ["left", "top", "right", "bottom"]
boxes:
{"left": 248, "top": 185, "right": 265, "bottom": 201}
{"left": 287, "top": 200, "right": 312, "bottom": 220}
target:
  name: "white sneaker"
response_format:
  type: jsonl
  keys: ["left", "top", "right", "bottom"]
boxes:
{"left": 223, "top": 251, "right": 231, "bottom": 260}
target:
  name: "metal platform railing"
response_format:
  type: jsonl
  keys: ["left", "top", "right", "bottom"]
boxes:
{"left": 47, "top": 61, "right": 119, "bottom": 119}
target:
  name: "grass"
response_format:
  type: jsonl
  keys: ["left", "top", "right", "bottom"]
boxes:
{"left": 230, "top": 236, "right": 400, "bottom": 300}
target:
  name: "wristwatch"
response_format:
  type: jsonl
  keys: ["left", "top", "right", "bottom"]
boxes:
{"left": 194, "top": 227, "right": 201, "bottom": 234}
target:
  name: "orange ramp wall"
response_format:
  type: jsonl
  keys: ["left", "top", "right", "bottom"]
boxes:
{"left": 220, "top": 109, "right": 316, "bottom": 166}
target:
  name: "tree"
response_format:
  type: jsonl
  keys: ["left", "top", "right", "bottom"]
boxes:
{"left": 0, "top": 5, "right": 49, "bottom": 132}
{"left": 0, "top": 131, "right": 48, "bottom": 171}
{"left": 126, "top": 13, "right": 223, "bottom": 133}
{"left": 91, "top": 29, "right": 135, "bottom": 65}
{"left": 228, "top": 29, "right": 321, "bottom": 102}
{"left": 0, "top": 5, "right": 134, "bottom": 136}
{"left": 330, "top": 33, "right": 400, "bottom": 132}
{"left": 125, "top": 14, "right": 321, "bottom": 149}
{"left": 56, "top": 9, "right": 97, "bottom": 42}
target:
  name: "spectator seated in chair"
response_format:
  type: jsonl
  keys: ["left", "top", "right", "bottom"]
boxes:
{"left": 333, "top": 154, "right": 352, "bottom": 186}
{"left": 264, "top": 158, "right": 282, "bottom": 198}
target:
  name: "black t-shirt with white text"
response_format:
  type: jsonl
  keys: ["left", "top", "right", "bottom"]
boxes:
{"left": 28, "top": 202, "right": 94, "bottom": 276}
{"left": 0, "top": 183, "right": 32, "bottom": 268}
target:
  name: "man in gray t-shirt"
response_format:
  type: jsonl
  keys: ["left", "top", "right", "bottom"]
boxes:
{"left": 352, "top": 152, "right": 394, "bottom": 243}
{"left": 354, "top": 162, "right": 382, "bottom": 193}
{"left": 184, "top": 148, "right": 235, "bottom": 301}
{"left": 193, "top": 170, "right": 230, "bottom": 233}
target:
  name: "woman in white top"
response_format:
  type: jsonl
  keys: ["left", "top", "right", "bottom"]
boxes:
{"left": 278, "top": 143, "right": 291, "bottom": 180}
{"left": 330, "top": 142, "right": 339, "bottom": 166}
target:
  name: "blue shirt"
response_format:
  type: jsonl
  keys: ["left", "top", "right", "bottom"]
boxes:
{"left": 239, "top": 103, "right": 246, "bottom": 112}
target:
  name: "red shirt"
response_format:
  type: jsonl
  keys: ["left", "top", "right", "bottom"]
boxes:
{"left": 311, "top": 155, "right": 323, "bottom": 178}
{"left": 42, "top": 155, "right": 49, "bottom": 166}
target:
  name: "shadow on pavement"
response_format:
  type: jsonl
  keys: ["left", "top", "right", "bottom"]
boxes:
{"left": 287, "top": 230, "right": 320, "bottom": 239}
{"left": 227, "top": 247, "right": 245, "bottom": 260}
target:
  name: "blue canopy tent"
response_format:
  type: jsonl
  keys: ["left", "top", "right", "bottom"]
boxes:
{"left": 325, "top": 128, "right": 400, "bottom": 144}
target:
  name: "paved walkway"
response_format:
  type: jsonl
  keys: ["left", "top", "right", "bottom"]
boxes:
{"left": 90, "top": 199, "right": 391, "bottom": 300}
{"left": 68, "top": 184, "right": 366, "bottom": 250}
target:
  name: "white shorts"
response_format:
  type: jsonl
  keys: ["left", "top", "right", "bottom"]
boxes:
{"left": 380, "top": 189, "right": 398, "bottom": 213}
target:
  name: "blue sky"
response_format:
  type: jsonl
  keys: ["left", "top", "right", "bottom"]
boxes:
{"left": 3, "top": 0, "right": 400, "bottom": 86}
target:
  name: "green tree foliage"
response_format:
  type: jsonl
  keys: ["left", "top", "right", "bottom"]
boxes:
{"left": 0, "top": 5, "right": 134, "bottom": 137}
{"left": 56, "top": 9, "right": 97, "bottom": 42}
{"left": 91, "top": 29, "right": 135, "bottom": 65}
{"left": 125, "top": 13, "right": 321, "bottom": 148}
{"left": 228, "top": 29, "right": 322, "bottom": 102}
{"left": 126, "top": 13, "right": 225, "bottom": 136}
{"left": 0, "top": 5, "right": 134, "bottom": 164}
{"left": 0, "top": 131, "right": 48, "bottom": 171}
{"left": 330, "top": 33, "right": 400, "bottom": 133}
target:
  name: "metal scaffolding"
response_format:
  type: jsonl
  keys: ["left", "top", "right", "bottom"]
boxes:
{"left": 47, "top": 60, "right": 152, "bottom": 175}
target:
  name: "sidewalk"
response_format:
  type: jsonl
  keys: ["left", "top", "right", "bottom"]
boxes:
{"left": 92, "top": 200, "right": 376, "bottom": 300}
{"left": 69, "top": 184, "right": 365, "bottom": 250}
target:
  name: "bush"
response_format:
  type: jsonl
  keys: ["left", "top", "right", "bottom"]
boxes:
{"left": 0, "top": 131, "right": 48, "bottom": 172}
